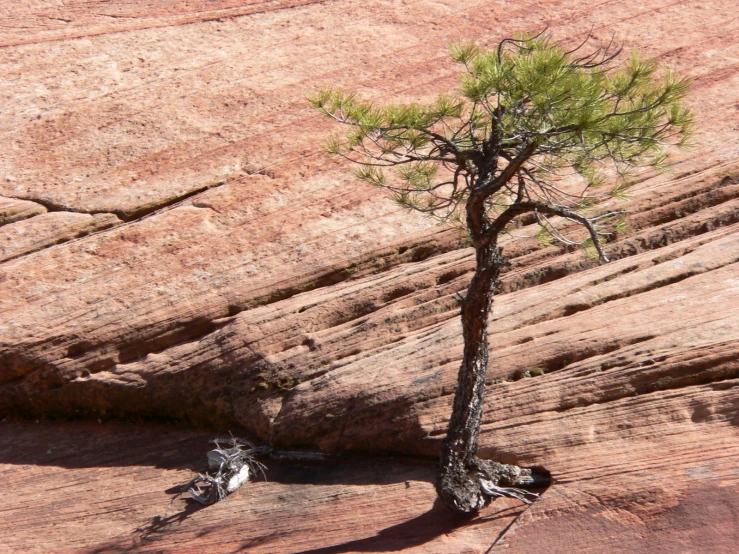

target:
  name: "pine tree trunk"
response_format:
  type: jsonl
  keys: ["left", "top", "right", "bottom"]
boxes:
{"left": 436, "top": 242, "right": 537, "bottom": 512}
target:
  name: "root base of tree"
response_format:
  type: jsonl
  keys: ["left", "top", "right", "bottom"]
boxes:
{"left": 436, "top": 456, "right": 548, "bottom": 513}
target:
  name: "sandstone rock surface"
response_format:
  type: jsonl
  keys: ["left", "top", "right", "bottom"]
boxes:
{"left": 1, "top": 0, "right": 739, "bottom": 552}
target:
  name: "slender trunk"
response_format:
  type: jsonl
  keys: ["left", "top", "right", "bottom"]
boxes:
{"left": 436, "top": 241, "right": 503, "bottom": 512}
{"left": 436, "top": 241, "right": 541, "bottom": 512}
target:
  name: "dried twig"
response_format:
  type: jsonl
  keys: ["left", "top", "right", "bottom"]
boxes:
{"left": 170, "top": 437, "right": 270, "bottom": 507}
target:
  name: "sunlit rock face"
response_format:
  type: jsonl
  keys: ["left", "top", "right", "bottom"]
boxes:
{"left": 1, "top": 1, "right": 738, "bottom": 552}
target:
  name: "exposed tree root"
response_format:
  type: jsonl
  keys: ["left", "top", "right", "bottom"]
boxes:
{"left": 437, "top": 455, "right": 547, "bottom": 513}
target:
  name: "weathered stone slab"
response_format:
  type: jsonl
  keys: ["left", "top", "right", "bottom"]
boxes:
{"left": 1, "top": 0, "right": 739, "bottom": 551}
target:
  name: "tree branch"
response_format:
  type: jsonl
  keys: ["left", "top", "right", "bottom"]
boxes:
{"left": 488, "top": 200, "right": 610, "bottom": 260}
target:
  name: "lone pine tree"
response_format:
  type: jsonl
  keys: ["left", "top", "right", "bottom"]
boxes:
{"left": 310, "top": 32, "right": 692, "bottom": 513}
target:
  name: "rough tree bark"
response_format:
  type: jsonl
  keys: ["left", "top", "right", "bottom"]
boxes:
{"left": 436, "top": 241, "right": 539, "bottom": 512}
{"left": 435, "top": 167, "right": 544, "bottom": 512}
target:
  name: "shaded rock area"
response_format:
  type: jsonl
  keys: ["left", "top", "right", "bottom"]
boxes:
{"left": 1, "top": 0, "right": 738, "bottom": 552}
{"left": 1, "top": 420, "right": 533, "bottom": 553}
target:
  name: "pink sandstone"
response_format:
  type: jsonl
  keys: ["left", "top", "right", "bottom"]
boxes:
{"left": 1, "top": 0, "right": 739, "bottom": 552}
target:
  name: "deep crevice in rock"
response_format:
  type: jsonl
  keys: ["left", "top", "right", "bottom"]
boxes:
{"left": 498, "top": 199, "right": 739, "bottom": 299}
{"left": 517, "top": 260, "right": 725, "bottom": 329}
{"left": 552, "top": 371, "right": 739, "bottom": 415}
{"left": 494, "top": 170, "right": 739, "bottom": 293}
{"left": 116, "top": 181, "right": 227, "bottom": 221}
{"left": 116, "top": 316, "right": 232, "bottom": 365}
{"left": 1, "top": 180, "right": 228, "bottom": 223}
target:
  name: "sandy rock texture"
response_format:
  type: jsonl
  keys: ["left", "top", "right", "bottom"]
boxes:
{"left": 1, "top": 0, "right": 739, "bottom": 552}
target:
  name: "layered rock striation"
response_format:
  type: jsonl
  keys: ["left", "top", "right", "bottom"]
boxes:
{"left": 1, "top": 0, "right": 739, "bottom": 551}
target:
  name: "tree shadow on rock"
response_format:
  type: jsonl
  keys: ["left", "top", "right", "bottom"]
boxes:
{"left": 85, "top": 498, "right": 209, "bottom": 554}
{"left": 264, "top": 454, "right": 436, "bottom": 488}
{"left": 134, "top": 500, "right": 207, "bottom": 543}
{"left": 267, "top": 499, "right": 521, "bottom": 554}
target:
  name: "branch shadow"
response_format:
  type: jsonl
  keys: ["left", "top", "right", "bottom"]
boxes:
{"left": 134, "top": 500, "right": 207, "bottom": 542}
{"left": 290, "top": 499, "right": 522, "bottom": 554}
{"left": 85, "top": 498, "right": 209, "bottom": 554}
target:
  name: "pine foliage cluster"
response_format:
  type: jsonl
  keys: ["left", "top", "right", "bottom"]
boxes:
{"left": 309, "top": 33, "right": 692, "bottom": 258}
